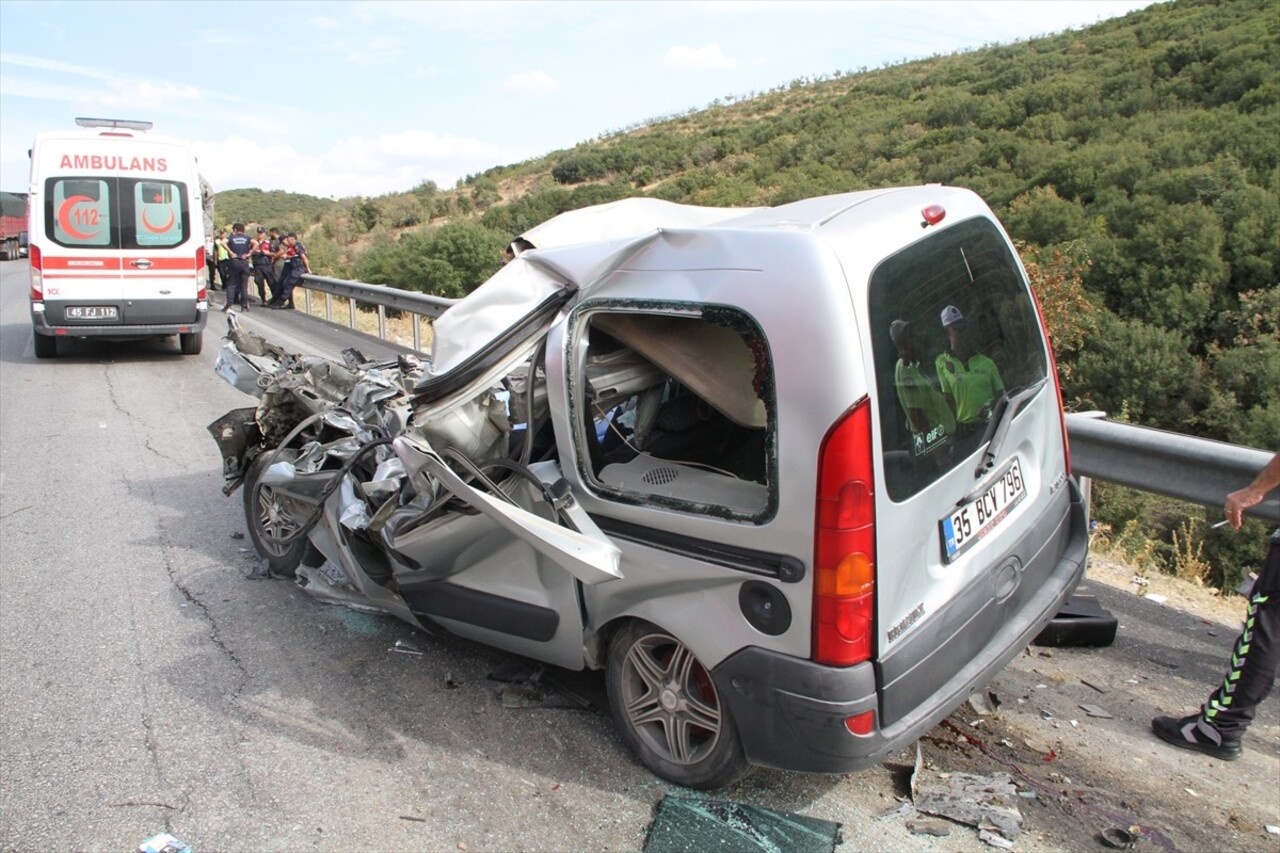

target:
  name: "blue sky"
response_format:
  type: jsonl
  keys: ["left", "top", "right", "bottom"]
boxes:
{"left": 0, "top": 0, "right": 1156, "bottom": 199}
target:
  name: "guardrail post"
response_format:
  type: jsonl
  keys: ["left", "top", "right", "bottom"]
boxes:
{"left": 412, "top": 314, "right": 421, "bottom": 351}
{"left": 324, "top": 292, "right": 333, "bottom": 323}
{"left": 348, "top": 297, "right": 356, "bottom": 330}
{"left": 377, "top": 304, "right": 387, "bottom": 340}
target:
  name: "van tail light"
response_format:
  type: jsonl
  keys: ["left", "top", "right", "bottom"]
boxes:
{"left": 29, "top": 244, "right": 43, "bottom": 301}
{"left": 195, "top": 246, "right": 207, "bottom": 300}
{"left": 1026, "top": 282, "right": 1071, "bottom": 474}
{"left": 813, "top": 397, "right": 876, "bottom": 667}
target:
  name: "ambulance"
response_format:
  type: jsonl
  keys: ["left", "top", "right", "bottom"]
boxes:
{"left": 28, "top": 118, "right": 209, "bottom": 358}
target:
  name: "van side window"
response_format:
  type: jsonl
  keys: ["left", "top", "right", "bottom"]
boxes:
{"left": 868, "top": 218, "right": 1049, "bottom": 501}
{"left": 49, "top": 179, "right": 112, "bottom": 247}
{"left": 132, "top": 181, "right": 185, "bottom": 248}
{"left": 572, "top": 306, "right": 777, "bottom": 522}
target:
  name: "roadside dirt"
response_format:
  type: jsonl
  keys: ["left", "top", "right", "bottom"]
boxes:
{"left": 899, "top": 555, "right": 1280, "bottom": 852}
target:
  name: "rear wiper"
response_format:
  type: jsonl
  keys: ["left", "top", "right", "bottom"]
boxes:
{"left": 972, "top": 379, "right": 1047, "bottom": 480}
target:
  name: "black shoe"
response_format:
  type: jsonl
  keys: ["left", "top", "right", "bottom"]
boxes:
{"left": 1152, "top": 714, "right": 1242, "bottom": 760}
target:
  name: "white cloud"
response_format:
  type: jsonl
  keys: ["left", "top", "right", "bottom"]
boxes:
{"left": 662, "top": 43, "right": 738, "bottom": 71}
{"left": 501, "top": 70, "right": 559, "bottom": 98}
{"left": 310, "top": 15, "right": 341, "bottom": 29}
{"left": 194, "top": 130, "right": 522, "bottom": 198}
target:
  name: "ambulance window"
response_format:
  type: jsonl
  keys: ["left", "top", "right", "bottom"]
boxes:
{"left": 572, "top": 306, "right": 777, "bottom": 523}
{"left": 46, "top": 178, "right": 112, "bottom": 248}
{"left": 129, "top": 180, "right": 187, "bottom": 248}
{"left": 867, "top": 218, "right": 1049, "bottom": 501}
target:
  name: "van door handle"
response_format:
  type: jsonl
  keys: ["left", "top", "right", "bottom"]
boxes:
{"left": 130, "top": 259, "right": 154, "bottom": 269}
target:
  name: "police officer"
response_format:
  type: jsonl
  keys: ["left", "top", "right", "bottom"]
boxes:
{"left": 224, "top": 223, "right": 253, "bottom": 311}
{"left": 1152, "top": 451, "right": 1280, "bottom": 760}
{"left": 251, "top": 226, "right": 275, "bottom": 305}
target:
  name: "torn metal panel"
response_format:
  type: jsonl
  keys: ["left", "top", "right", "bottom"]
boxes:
{"left": 393, "top": 435, "right": 622, "bottom": 586}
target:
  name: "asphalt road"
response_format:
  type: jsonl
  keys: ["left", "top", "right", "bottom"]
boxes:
{"left": 1, "top": 263, "right": 1276, "bottom": 852}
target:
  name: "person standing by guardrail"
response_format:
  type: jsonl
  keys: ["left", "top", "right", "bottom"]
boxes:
{"left": 269, "top": 232, "right": 309, "bottom": 310}
{"left": 251, "top": 227, "right": 275, "bottom": 306}
{"left": 1152, "top": 450, "right": 1280, "bottom": 760}
{"left": 223, "top": 223, "right": 254, "bottom": 312}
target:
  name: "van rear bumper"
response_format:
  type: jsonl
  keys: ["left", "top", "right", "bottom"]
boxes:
{"left": 32, "top": 308, "right": 207, "bottom": 338}
{"left": 711, "top": 478, "right": 1088, "bottom": 774}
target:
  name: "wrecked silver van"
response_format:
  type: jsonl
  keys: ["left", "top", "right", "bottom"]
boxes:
{"left": 210, "top": 188, "right": 1087, "bottom": 788}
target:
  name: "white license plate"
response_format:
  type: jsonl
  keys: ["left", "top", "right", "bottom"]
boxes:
{"left": 940, "top": 457, "right": 1027, "bottom": 562}
{"left": 66, "top": 306, "right": 119, "bottom": 320}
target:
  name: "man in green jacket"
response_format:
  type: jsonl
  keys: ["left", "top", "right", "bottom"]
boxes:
{"left": 935, "top": 305, "right": 1003, "bottom": 436}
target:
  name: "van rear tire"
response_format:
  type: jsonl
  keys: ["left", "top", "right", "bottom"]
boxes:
{"left": 33, "top": 332, "right": 57, "bottom": 359}
{"left": 606, "top": 619, "right": 751, "bottom": 789}
{"left": 179, "top": 332, "right": 203, "bottom": 355}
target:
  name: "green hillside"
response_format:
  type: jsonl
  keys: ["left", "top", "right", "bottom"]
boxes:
{"left": 222, "top": 0, "right": 1278, "bottom": 452}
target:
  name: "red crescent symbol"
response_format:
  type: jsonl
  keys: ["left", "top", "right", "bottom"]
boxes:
{"left": 58, "top": 195, "right": 99, "bottom": 240}
{"left": 141, "top": 206, "right": 175, "bottom": 234}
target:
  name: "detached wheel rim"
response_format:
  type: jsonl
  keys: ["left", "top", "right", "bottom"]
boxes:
{"left": 620, "top": 631, "right": 723, "bottom": 765}
{"left": 255, "top": 482, "right": 299, "bottom": 556}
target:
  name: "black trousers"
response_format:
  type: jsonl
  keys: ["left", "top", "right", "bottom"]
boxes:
{"left": 225, "top": 259, "right": 251, "bottom": 308}
{"left": 1202, "top": 531, "right": 1280, "bottom": 738}
{"left": 253, "top": 262, "right": 276, "bottom": 302}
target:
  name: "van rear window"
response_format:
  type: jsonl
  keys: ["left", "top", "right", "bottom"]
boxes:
{"left": 868, "top": 218, "right": 1048, "bottom": 501}
{"left": 45, "top": 177, "right": 190, "bottom": 250}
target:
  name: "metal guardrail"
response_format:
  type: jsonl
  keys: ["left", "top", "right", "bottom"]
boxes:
{"left": 289, "top": 278, "right": 1278, "bottom": 522}
{"left": 296, "top": 274, "right": 457, "bottom": 352}
{"left": 1066, "top": 413, "right": 1278, "bottom": 522}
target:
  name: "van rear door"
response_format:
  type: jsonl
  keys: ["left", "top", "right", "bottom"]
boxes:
{"left": 862, "top": 214, "right": 1079, "bottom": 728}
{"left": 40, "top": 172, "right": 197, "bottom": 327}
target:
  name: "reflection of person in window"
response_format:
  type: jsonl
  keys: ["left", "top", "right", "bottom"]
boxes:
{"left": 890, "top": 320, "right": 954, "bottom": 457}
{"left": 935, "top": 305, "right": 1004, "bottom": 433}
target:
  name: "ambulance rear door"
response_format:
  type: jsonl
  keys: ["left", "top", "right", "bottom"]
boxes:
{"left": 33, "top": 135, "right": 203, "bottom": 328}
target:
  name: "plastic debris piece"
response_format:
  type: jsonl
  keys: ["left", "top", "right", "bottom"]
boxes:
{"left": 979, "top": 828, "right": 1016, "bottom": 849}
{"left": 1040, "top": 710, "right": 1054, "bottom": 720}
{"left": 1184, "top": 788, "right": 1198, "bottom": 797}
{"left": 444, "top": 672, "right": 460, "bottom": 689}
{"left": 875, "top": 802, "right": 915, "bottom": 820}
{"left": 1143, "top": 593, "right": 1168, "bottom": 604}
{"left": 1099, "top": 827, "right": 1137, "bottom": 849}
{"left": 1265, "top": 825, "right": 1279, "bottom": 835}
{"left": 643, "top": 794, "right": 842, "bottom": 853}
{"left": 390, "top": 639, "right": 423, "bottom": 656}
{"left": 968, "top": 691, "right": 1000, "bottom": 716}
{"left": 502, "top": 685, "right": 545, "bottom": 708}
{"left": 1081, "top": 679, "right": 1111, "bottom": 693}
{"left": 911, "top": 756, "right": 1022, "bottom": 845}
{"left": 138, "top": 834, "right": 192, "bottom": 853}
{"left": 1080, "top": 704, "right": 1114, "bottom": 718}
{"left": 905, "top": 818, "right": 952, "bottom": 837}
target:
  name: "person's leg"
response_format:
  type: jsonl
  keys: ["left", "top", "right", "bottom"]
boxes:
{"left": 1203, "top": 534, "right": 1280, "bottom": 735}
{"left": 1154, "top": 534, "right": 1280, "bottom": 758}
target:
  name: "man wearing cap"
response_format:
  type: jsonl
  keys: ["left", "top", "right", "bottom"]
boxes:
{"left": 251, "top": 227, "right": 275, "bottom": 306}
{"left": 891, "top": 319, "right": 955, "bottom": 458}
{"left": 935, "top": 305, "right": 1003, "bottom": 434}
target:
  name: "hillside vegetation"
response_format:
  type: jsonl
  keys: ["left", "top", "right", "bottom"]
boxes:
{"left": 217, "top": 0, "right": 1278, "bottom": 587}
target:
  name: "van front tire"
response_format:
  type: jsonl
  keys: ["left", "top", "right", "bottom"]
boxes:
{"left": 33, "top": 331, "right": 57, "bottom": 359}
{"left": 179, "top": 332, "right": 203, "bottom": 355}
{"left": 606, "top": 619, "right": 751, "bottom": 789}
